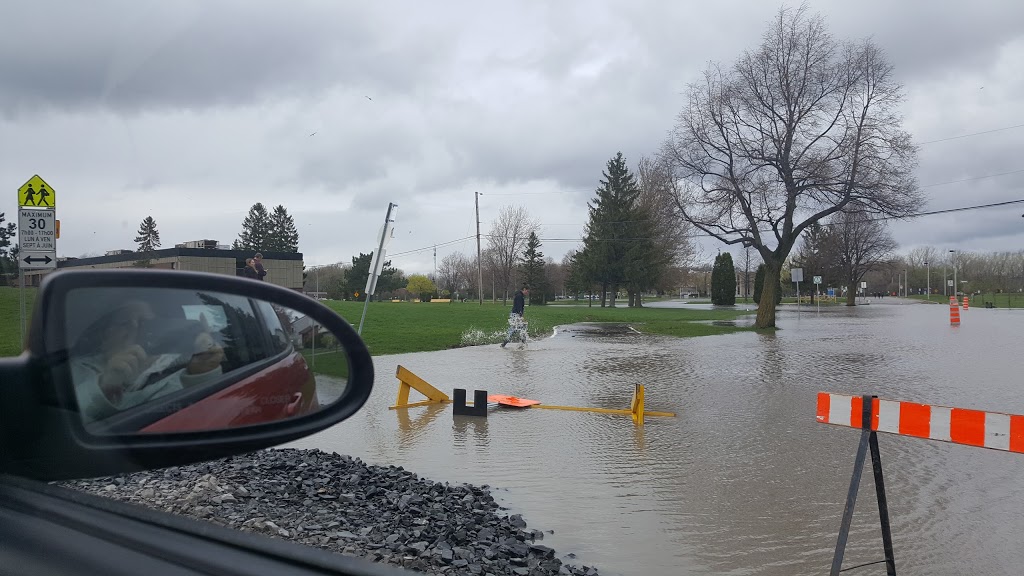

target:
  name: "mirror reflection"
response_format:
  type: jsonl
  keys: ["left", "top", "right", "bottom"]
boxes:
{"left": 62, "top": 287, "right": 350, "bottom": 434}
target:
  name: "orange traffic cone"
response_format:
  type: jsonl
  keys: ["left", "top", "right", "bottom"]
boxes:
{"left": 963, "top": 295, "right": 970, "bottom": 310}
{"left": 950, "top": 302, "right": 961, "bottom": 325}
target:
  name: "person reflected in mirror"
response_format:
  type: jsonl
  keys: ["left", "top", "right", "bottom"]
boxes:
{"left": 242, "top": 258, "right": 259, "bottom": 280}
{"left": 71, "top": 301, "right": 226, "bottom": 423}
{"left": 254, "top": 253, "right": 267, "bottom": 281}
{"left": 500, "top": 284, "right": 529, "bottom": 348}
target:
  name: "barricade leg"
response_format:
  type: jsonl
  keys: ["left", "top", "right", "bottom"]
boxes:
{"left": 870, "top": 432, "right": 897, "bottom": 575}
{"left": 830, "top": 394, "right": 897, "bottom": 576}
{"left": 830, "top": 426, "right": 870, "bottom": 575}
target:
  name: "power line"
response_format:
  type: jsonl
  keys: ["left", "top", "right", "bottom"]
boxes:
{"left": 483, "top": 189, "right": 591, "bottom": 196}
{"left": 918, "top": 123, "right": 1024, "bottom": 145}
{"left": 878, "top": 197, "right": 1024, "bottom": 221}
{"left": 420, "top": 196, "right": 1024, "bottom": 252}
{"left": 386, "top": 235, "right": 476, "bottom": 259}
{"left": 486, "top": 197, "right": 1024, "bottom": 244}
{"left": 921, "top": 168, "right": 1024, "bottom": 188}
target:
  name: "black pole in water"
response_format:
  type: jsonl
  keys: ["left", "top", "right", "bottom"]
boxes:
{"left": 830, "top": 395, "right": 872, "bottom": 576}
{"left": 870, "top": 428, "right": 897, "bottom": 575}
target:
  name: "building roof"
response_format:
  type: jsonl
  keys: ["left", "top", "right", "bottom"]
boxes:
{"left": 56, "top": 247, "right": 303, "bottom": 269}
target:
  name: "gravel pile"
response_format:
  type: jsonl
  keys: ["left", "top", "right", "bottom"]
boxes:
{"left": 62, "top": 448, "right": 599, "bottom": 576}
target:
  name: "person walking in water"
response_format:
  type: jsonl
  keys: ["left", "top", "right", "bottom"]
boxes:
{"left": 501, "top": 284, "right": 529, "bottom": 348}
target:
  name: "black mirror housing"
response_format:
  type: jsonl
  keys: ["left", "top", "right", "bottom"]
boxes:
{"left": 0, "top": 270, "right": 374, "bottom": 481}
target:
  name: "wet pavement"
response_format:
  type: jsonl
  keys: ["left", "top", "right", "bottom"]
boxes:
{"left": 289, "top": 299, "right": 1024, "bottom": 575}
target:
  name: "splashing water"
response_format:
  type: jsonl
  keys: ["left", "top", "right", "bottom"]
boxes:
{"left": 459, "top": 316, "right": 530, "bottom": 347}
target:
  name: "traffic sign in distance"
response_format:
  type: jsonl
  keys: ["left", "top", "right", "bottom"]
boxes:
{"left": 18, "top": 174, "right": 56, "bottom": 208}
{"left": 19, "top": 209, "right": 56, "bottom": 252}
{"left": 813, "top": 275, "right": 822, "bottom": 284}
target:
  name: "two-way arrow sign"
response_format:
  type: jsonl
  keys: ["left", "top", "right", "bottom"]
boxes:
{"left": 20, "top": 251, "right": 56, "bottom": 269}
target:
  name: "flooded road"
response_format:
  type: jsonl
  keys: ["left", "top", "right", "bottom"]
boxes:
{"left": 290, "top": 300, "right": 1024, "bottom": 575}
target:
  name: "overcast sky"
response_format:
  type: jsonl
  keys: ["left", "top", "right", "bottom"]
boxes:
{"left": 2, "top": 0, "right": 1022, "bottom": 274}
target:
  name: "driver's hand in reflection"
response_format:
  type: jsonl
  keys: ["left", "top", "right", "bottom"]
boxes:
{"left": 99, "top": 344, "right": 149, "bottom": 403}
{"left": 186, "top": 331, "right": 225, "bottom": 375}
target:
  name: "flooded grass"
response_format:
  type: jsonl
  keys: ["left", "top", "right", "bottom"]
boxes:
{"left": 0, "top": 289, "right": 754, "bottom": 359}
{"left": 322, "top": 300, "right": 754, "bottom": 355}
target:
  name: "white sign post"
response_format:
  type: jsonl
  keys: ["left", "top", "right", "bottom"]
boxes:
{"left": 358, "top": 202, "right": 397, "bottom": 335}
{"left": 813, "top": 276, "right": 822, "bottom": 313}
{"left": 16, "top": 175, "right": 59, "bottom": 344}
{"left": 791, "top": 268, "right": 803, "bottom": 318}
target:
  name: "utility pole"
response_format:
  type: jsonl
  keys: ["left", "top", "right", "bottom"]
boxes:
{"left": 925, "top": 261, "right": 930, "bottom": 300}
{"left": 475, "top": 191, "right": 484, "bottom": 305}
{"left": 433, "top": 244, "right": 438, "bottom": 297}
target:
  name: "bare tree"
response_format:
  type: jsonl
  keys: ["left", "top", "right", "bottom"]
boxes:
{"left": 455, "top": 254, "right": 479, "bottom": 299}
{"left": 636, "top": 155, "right": 696, "bottom": 299}
{"left": 486, "top": 205, "right": 538, "bottom": 303}
{"left": 660, "top": 5, "right": 920, "bottom": 327}
{"left": 824, "top": 207, "right": 899, "bottom": 305}
{"left": 544, "top": 256, "right": 566, "bottom": 299}
{"left": 437, "top": 252, "right": 468, "bottom": 297}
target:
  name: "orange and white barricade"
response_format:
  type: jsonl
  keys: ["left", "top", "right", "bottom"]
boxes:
{"left": 816, "top": 392, "right": 1024, "bottom": 575}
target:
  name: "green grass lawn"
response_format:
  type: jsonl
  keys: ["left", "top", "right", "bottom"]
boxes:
{"left": 907, "top": 293, "right": 1024, "bottom": 308}
{"left": 299, "top": 348, "right": 350, "bottom": 379}
{"left": 0, "top": 287, "right": 36, "bottom": 357}
{"left": 322, "top": 300, "right": 755, "bottom": 356}
{"left": 0, "top": 287, "right": 757, "bottom": 361}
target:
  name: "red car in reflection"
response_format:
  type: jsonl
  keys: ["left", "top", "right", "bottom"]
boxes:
{"left": 86, "top": 294, "right": 321, "bottom": 434}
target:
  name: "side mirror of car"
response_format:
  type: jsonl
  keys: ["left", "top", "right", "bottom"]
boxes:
{"left": 0, "top": 270, "right": 374, "bottom": 481}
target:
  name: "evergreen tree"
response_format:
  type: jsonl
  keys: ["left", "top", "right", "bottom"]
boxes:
{"left": 133, "top": 216, "right": 161, "bottom": 268}
{"left": 710, "top": 252, "right": 737, "bottom": 305}
{"left": 622, "top": 199, "right": 665, "bottom": 307}
{"left": 344, "top": 252, "right": 400, "bottom": 301}
{"left": 134, "top": 216, "right": 161, "bottom": 252}
{"left": 580, "top": 152, "right": 642, "bottom": 307}
{"left": 519, "top": 232, "right": 546, "bottom": 304}
{"left": 753, "top": 264, "right": 765, "bottom": 304}
{"left": 0, "top": 212, "right": 17, "bottom": 277}
{"left": 266, "top": 205, "right": 299, "bottom": 252}
{"left": 233, "top": 203, "right": 271, "bottom": 252}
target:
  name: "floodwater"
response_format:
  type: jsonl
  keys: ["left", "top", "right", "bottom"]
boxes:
{"left": 289, "top": 299, "right": 1024, "bottom": 576}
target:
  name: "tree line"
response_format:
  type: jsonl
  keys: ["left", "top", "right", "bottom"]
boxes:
{"left": 130, "top": 203, "right": 300, "bottom": 267}
{"left": 442, "top": 5, "right": 925, "bottom": 325}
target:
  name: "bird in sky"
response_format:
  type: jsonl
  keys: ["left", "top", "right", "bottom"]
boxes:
{"left": 365, "top": 96, "right": 373, "bottom": 101}
{"left": 309, "top": 131, "right": 317, "bottom": 137}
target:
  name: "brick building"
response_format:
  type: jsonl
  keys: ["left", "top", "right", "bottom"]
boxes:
{"left": 21, "top": 241, "right": 304, "bottom": 290}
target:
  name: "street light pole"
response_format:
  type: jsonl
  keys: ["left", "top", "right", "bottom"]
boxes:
{"left": 950, "top": 250, "right": 958, "bottom": 300}
{"left": 925, "top": 261, "right": 930, "bottom": 300}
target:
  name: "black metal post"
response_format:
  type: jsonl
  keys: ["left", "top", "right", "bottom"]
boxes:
{"left": 830, "top": 415, "right": 871, "bottom": 575}
{"left": 870, "top": 430, "right": 897, "bottom": 575}
{"left": 452, "top": 389, "right": 488, "bottom": 417}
